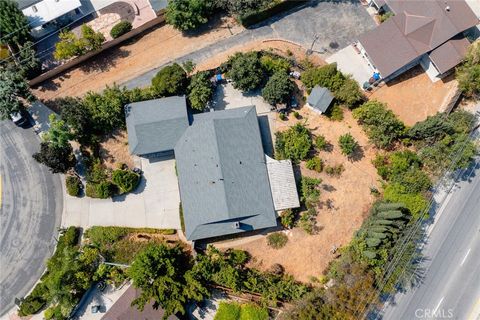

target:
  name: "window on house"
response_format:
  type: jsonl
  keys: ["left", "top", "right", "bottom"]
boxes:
{"left": 32, "top": 5, "right": 38, "bottom": 12}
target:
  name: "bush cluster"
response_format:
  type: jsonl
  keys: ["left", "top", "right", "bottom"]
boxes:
{"left": 66, "top": 175, "right": 82, "bottom": 196}
{"left": 112, "top": 169, "right": 140, "bottom": 194}
{"left": 267, "top": 232, "right": 288, "bottom": 249}
{"left": 275, "top": 124, "right": 312, "bottom": 162}
{"left": 110, "top": 20, "right": 132, "bottom": 39}
{"left": 54, "top": 24, "right": 105, "bottom": 60}
{"left": 305, "top": 157, "right": 323, "bottom": 172}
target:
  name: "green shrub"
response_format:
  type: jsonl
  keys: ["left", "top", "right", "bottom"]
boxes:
{"left": 238, "top": 1, "right": 305, "bottom": 27}
{"left": 239, "top": 303, "right": 269, "bottom": 320}
{"left": 280, "top": 209, "right": 296, "bottom": 228}
{"left": 227, "top": 52, "right": 264, "bottom": 92}
{"left": 275, "top": 124, "right": 312, "bottom": 162}
{"left": 300, "top": 176, "right": 322, "bottom": 203}
{"left": 18, "top": 291, "right": 46, "bottom": 316}
{"left": 214, "top": 302, "right": 241, "bottom": 320}
{"left": 293, "top": 111, "right": 300, "bottom": 119}
{"left": 353, "top": 100, "right": 405, "bottom": 149}
{"left": 298, "top": 206, "right": 318, "bottom": 235}
{"left": 338, "top": 133, "right": 358, "bottom": 157}
{"left": 325, "top": 164, "right": 345, "bottom": 177}
{"left": 267, "top": 232, "right": 288, "bottom": 249}
{"left": 306, "top": 157, "right": 323, "bottom": 172}
{"left": 112, "top": 169, "right": 140, "bottom": 194}
{"left": 66, "top": 175, "right": 82, "bottom": 196}
{"left": 262, "top": 71, "right": 294, "bottom": 105}
{"left": 86, "top": 181, "right": 114, "bottom": 199}
{"left": 315, "top": 135, "right": 328, "bottom": 151}
{"left": 110, "top": 20, "right": 132, "bottom": 39}
{"left": 279, "top": 112, "right": 287, "bottom": 121}
{"left": 383, "top": 183, "right": 429, "bottom": 218}
{"left": 187, "top": 71, "right": 213, "bottom": 110}
{"left": 151, "top": 63, "right": 187, "bottom": 97}
{"left": 260, "top": 54, "right": 291, "bottom": 75}
{"left": 327, "top": 104, "right": 344, "bottom": 121}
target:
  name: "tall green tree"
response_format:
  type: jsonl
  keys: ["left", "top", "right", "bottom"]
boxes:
{"left": 59, "top": 97, "right": 93, "bottom": 144}
{"left": 338, "top": 133, "right": 358, "bottom": 157}
{"left": 456, "top": 40, "right": 480, "bottom": 97}
{"left": 187, "top": 71, "right": 213, "bottom": 110}
{"left": 151, "top": 63, "right": 187, "bottom": 97}
{"left": 262, "top": 71, "right": 294, "bottom": 105}
{"left": 33, "top": 142, "right": 76, "bottom": 173}
{"left": 18, "top": 41, "right": 40, "bottom": 78}
{"left": 42, "top": 114, "right": 73, "bottom": 148}
{"left": 128, "top": 244, "right": 207, "bottom": 319}
{"left": 227, "top": 52, "right": 264, "bottom": 92}
{"left": 83, "top": 85, "right": 126, "bottom": 133}
{"left": 0, "top": 67, "right": 32, "bottom": 119}
{"left": 275, "top": 124, "right": 312, "bottom": 162}
{"left": 0, "top": 0, "right": 31, "bottom": 48}
{"left": 165, "top": 0, "right": 212, "bottom": 31}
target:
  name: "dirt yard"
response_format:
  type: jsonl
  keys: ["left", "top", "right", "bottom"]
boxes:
{"left": 216, "top": 107, "right": 379, "bottom": 283}
{"left": 99, "top": 130, "right": 134, "bottom": 169}
{"left": 33, "top": 17, "right": 244, "bottom": 101}
{"left": 368, "top": 66, "right": 458, "bottom": 126}
{"left": 197, "top": 39, "right": 326, "bottom": 71}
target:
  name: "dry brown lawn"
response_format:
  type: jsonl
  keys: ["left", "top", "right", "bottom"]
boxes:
{"left": 367, "top": 66, "right": 458, "bottom": 126}
{"left": 221, "top": 107, "right": 379, "bottom": 283}
{"left": 99, "top": 130, "right": 134, "bottom": 169}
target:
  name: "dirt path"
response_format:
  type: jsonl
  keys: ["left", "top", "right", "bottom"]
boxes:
{"left": 33, "top": 18, "right": 244, "bottom": 101}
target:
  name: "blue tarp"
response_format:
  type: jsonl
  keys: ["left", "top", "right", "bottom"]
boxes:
{"left": 216, "top": 74, "right": 223, "bottom": 81}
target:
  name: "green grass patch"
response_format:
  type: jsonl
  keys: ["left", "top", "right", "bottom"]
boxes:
{"left": 214, "top": 302, "right": 268, "bottom": 320}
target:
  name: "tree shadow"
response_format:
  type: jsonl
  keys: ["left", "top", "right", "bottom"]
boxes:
{"left": 349, "top": 145, "right": 365, "bottom": 162}
{"left": 322, "top": 184, "right": 336, "bottom": 192}
{"left": 79, "top": 48, "right": 130, "bottom": 74}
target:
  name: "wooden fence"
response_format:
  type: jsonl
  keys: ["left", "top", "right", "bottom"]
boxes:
{"left": 29, "top": 14, "right": 166, "bottom": 87}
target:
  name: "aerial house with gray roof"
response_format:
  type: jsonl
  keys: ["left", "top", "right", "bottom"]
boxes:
{"left": 125, "top": 96, "right": 300, "bottom": 242}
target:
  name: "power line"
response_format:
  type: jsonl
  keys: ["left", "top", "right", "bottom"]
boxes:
{"left": 1, "top": 2, "right": 153, "bottom": 66}
{"left": 354, "top": 117, "right": 480, "bottom": 319}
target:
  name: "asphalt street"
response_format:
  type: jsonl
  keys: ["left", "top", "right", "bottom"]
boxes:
{"left": 122, "top": 0, "right": 375, "bottom": 89}
{"left": 0, "top": 120, "right": 63, "bottom": 316}
{"left": 382, "top": 156, "right": 480, "bottom": 320}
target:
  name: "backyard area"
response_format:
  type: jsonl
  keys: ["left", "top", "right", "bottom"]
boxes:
{"left": 214, "top": 105, "right": 379, "bottom": 282}
{"left": 367, "top": 66, "right": 459, "bottom": 126}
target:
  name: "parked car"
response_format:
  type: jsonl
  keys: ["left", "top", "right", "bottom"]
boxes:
{"left": 10, "top": 111, "right": 28, "bottom": 126}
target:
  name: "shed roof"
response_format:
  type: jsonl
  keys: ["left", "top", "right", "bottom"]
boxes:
{"left": 428, "top": 35, "right": 471, "bottom": 74}
{"left": 307, "top": 86, "right": 334, "bottom": 113}
{"left": 266, "top": 156, "right": 300, "bottom": 211}
{"left": 125, "top": 96, "right": 189, "bottom": 155}
{"left": 174, "top": 106, "right": 277, "bottom": 241}
{"left": 359, "top": 0, "right": 478, "bottom": 78}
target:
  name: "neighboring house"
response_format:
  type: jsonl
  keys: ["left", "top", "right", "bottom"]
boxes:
{"left": 125, "top": 97, "right": 300, "bottom": 242}
{"left": 101, "top": 285, "right": 179, "bottom": 320}
{"left": 306, "top": 86, "right": 334, "bottom": 114}
{"left": 18, "top": 0, "right": 83, "bottom": 38}
{"left": 359, "top": 0, "right": 480, "bottom": 82}
{"left": 17, "top": 0, "right": 164, "bottom": 39}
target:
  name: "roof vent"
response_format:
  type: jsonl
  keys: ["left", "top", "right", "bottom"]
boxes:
{"left": 233, "top": 222, "right": 241, "bottom": 229}
{"left": 445, "top": 6, "right": 450, "bottom": 12}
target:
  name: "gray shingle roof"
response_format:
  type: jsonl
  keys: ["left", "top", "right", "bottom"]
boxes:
{"left": 125, "top": 96, "right": 189, "bottom": 155}
{"left": 174, "top": 106, "right": 277, "bottom": 241}
{"left": 307, "top": 86, "right": 334, "bottom": 113}
{"left": 266, "top": 156, "right": 300, "bottom": 211}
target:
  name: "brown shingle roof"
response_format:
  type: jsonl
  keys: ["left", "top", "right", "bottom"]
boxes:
{"left": 359, "top": 0, "right": 479, "bottom": 77}
{"left": 429, "top": 35, "right": 471, "bottom": 74}
{"left": 101, "top": 286, "right": 179, "bottom": 320}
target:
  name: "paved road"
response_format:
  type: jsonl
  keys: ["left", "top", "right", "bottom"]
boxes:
{"left": 0, "top": 121, "right": 63, "bottom": 316}
{"left": 123, "top": 0, "right": 375, "bottom": 89}
{"left": 381, "top": 156, "right": 480, "bottom": 320}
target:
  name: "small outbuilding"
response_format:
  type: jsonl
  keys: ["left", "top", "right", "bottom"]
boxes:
{"left": 306, "top": 85, "right": 334, "bottom": 114}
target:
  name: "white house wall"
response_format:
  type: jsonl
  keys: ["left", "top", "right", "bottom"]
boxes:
{"left": 23, "top": 0, "right": 82, "bottom": 28}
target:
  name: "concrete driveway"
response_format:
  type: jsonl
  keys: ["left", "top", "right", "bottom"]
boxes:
{"left": 326, "top": 44, "right": 375, "bottom": 85}
{"left": 63, "top": 156, "right": 181, "bottom": 230}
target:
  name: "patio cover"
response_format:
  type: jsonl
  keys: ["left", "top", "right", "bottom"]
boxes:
{"left": 428, "top": 35, "right": 471, "bottom": 74}
{"left": 266, "top": 156, "right": 300, "bottom": 211}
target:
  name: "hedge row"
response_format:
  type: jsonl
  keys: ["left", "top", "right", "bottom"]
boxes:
{"left": 238, "top": 1, "right": 307, "bottom": 28}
